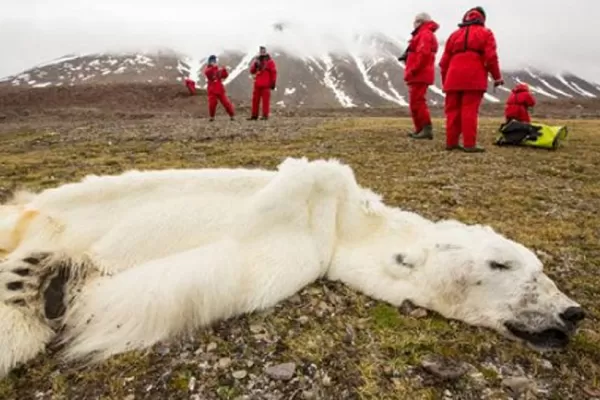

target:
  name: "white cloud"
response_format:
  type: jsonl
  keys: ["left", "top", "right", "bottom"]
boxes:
{"left": 1, "top": 0, "right": 599, "bottom": 82}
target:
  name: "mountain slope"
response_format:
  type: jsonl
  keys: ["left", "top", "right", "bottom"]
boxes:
{"left": 2, "top": 33, "right": 598, "bottom": 108}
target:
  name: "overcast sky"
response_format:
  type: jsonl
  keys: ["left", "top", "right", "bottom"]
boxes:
{"left": 1, "top": 0, "right": 599, "bottom": 82}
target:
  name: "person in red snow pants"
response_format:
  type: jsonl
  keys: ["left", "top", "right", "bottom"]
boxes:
{"left": 439, "top": 6, "right": 504, "bottom": 152}
{"left": 504, "top": 83, "right": 537, "bottom": 123}
{"left": 248, "top": 46, "right": 277, "bottom": 120}
{"left": 184, "top": 77, "right": 197, "bottom": 95}
{"left": 203, "top": 55, "right": 235, "bottom": 121}
{"left": 401, "top": 12, "right": 439, "bottom": 140}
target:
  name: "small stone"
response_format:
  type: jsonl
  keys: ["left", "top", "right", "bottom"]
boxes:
{"left": 156, "top": 345, "right": 170, "bottom": 356}
{"left": 420, "top": 356, "right": 469, "bottom": 380}
{"left": 206, "top": 342, "right": 217, "bottom": 352}
{"left": 502, "top": 377, "right": 535, "bottom": 395}
{"left": 188, "top": 377, "right": 196, "bottom": 392}
{"left": 410, "top": 308, "right": 428, "bottom": 318}
{"left": 343, "top": 325, "right": 355, "bottom": 344}
{"left": 297, "top": 316, "right": 310, "bottom": 325}
{"left": 289, "top": 294, "right": 302, "bottom": 304}
{"left": 218, "top": 357, "right": 232, "bottom": 369}
{"left": 265, "top": 362, "right": 296, "bottom": 381}
{"left": 302, "top": 391, "right": 315, "bottom": 399}
{"left": 443, "top": 389, "right": 452, "bottom": 398}
{"left": 322, "top": 373, "right": 332, "bottom": 386}
{"left": 398, "top": 299, "right": 417, "bottom": 315}
{"left": 246, "top": 360, "right": 255, "bottom": 368}
{"left": 124, "top": 395, "right": 135, "bottom": 400}
{"left": 540, "top": 359, "right": 553, "bottom": 370}
{"left": 250, "top": 324, "right": 264, "bottom": 333}
{"left": 190, "top": 395, "right": 201, "bottom": 400}
{"left": 232, "top": 370, "right": 248, "bottom": 379}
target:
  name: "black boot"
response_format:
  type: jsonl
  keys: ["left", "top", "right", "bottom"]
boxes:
{"left": 409, "top": 125, "right": 433, "bottom": 140}
{"left": 462, "top": 145, "right": 485, "bottom": 153}
{"left": 247, "top": 116, "right": 258, "bottom": 121}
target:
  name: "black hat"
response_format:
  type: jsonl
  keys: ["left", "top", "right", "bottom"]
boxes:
{"left": 208, "top": 55, "right": 217, "bottom": 63}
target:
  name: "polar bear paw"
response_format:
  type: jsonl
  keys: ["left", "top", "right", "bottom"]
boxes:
{"left": 0, "top": 252, "right": 52, "bottom": 307}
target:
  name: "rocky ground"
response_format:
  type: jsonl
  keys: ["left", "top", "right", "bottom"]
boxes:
{"left": 0, "top": 83, "right": 599, "bottom": 399}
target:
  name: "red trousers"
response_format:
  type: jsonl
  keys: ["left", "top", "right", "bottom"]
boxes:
{"left": 444, "top": 90, "right": 484, "bottom": 148}
{"left": 408, "top": 83, "right": 431, "bottom": 132}
{"left": 251, "top": 86, "right": 271, "bottom": 117}
{"left": 208, "top": 92, "right": 234, "bottom": 118}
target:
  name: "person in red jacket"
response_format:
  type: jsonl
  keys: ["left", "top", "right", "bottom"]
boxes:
{"left": 401, "top": 12, "right": 439, "bottom": 140}
{"left": 439, "top": 6, "right": 504, "bottom": 152}
{"left": 504, "top": 83, "right": 536, "bottom": 123}
{"left": 248, "top": 46, "right": 277, "bottom": 120}
{"left": 204, "top": 55, "right": 235, "bottom": 121}
{"left": 184, "top": 77, "right": 196, "bottom": 96}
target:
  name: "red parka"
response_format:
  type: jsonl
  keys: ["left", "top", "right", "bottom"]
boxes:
{"left": 505, "top": 83, "right": 536, "bottom": 123}
{"left": 250, "top": 54, "right": 277, "bottom": 89}
{"left": 439, "top": 9, "right": 502, "bottom": 92}
{"left": 404, "top": 20, "right": 439, "bottom": 85}
{"left": 204, "top": 65, "right": 229, "bottom": 95}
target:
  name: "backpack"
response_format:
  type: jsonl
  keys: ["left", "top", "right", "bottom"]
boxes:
{"left": 495, "top": 120, "right": 569, "bottom": 150}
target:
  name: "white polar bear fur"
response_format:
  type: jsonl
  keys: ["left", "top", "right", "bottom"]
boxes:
{"left": 0, "top": 157, "right": 582, "bottom": 378}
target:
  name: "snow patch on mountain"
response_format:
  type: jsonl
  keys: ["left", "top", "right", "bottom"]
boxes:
{"left": 319, "top": 55, "right": 356, "bottom": 107}
{"left": 352, "top": 54, "right": 408, "bottom": 106}
{"left": 224, "top": 53, "right": 255, "bottom": 85}
{"left": 556, "top": 74, "right": 596, "bottom": 98}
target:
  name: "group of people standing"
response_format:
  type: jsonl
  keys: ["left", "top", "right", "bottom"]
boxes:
{"left": 185, "top": 46, "right": 278, "bottom": 121}
{"left": 401, "top": 6, "right": 536, "bottom": 152}
{"left": 187, "top": 6, "right": 537, "bottom": 154}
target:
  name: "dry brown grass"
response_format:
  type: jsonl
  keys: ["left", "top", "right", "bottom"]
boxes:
{"left": 0, "top": 115, "right": 599, "bottom": 400}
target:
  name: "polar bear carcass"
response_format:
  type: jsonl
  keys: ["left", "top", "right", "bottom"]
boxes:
{"left": 0, "top": 157, "right": 585, "bottom": 378}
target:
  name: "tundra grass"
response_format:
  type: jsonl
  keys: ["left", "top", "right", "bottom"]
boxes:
{"left": 0, "top": 116, "right": 598, "bottom": 399}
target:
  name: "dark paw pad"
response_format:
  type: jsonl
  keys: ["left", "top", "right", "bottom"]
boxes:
{"left": 43, "top": 266, "right": 71, "bottom": 321}
{"left": 23, "top": 252, "right": 52, "bottom": 266}
{"left": 6, "top": 281, "right": 24, "bottom": 291}
{"left": 12, "top": 267, "right": 31, "bottom": 277}
{"left": 10, "top": 298, "right": 27, "bottom": 307}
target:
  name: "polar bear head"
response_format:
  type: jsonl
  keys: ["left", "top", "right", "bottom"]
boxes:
{"left": 396, "top": 219, "right": 585, "bottom": 350}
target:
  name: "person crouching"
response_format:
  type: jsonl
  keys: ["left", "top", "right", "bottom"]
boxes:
{"left": 203, "top": 55, "right": 235, "bottom": 121}
{"left": 402, "top": 12, "right": 440, "bottom": 140}
{"left": 505, "top": 83, "right": 536, "bottom": 123}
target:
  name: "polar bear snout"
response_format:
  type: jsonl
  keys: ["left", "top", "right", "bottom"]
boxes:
{"left": 502, "top": 301, "right": 585, "bottom": 350}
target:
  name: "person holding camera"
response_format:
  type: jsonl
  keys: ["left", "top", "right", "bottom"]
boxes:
{"left": 439, "top": 6, "right": 504, "bottom": 152}
{"left": 248, "top": 46, "right": 278, "bottom": 120}
{"left": 203, "top": 55, "right": 235, "bottom": 121}
{"left": 399, "top": 12, "right": 440, "bottom": 140}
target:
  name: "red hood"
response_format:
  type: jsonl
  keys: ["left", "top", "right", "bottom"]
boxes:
{"left": 422, "top": 20, "right": 439, "bottom": 32}
{"left": 513, "top": 83, "right": 530, "bottom": 93}
{"left": 460, "top": 10, "right": 485, "bottom": 26}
